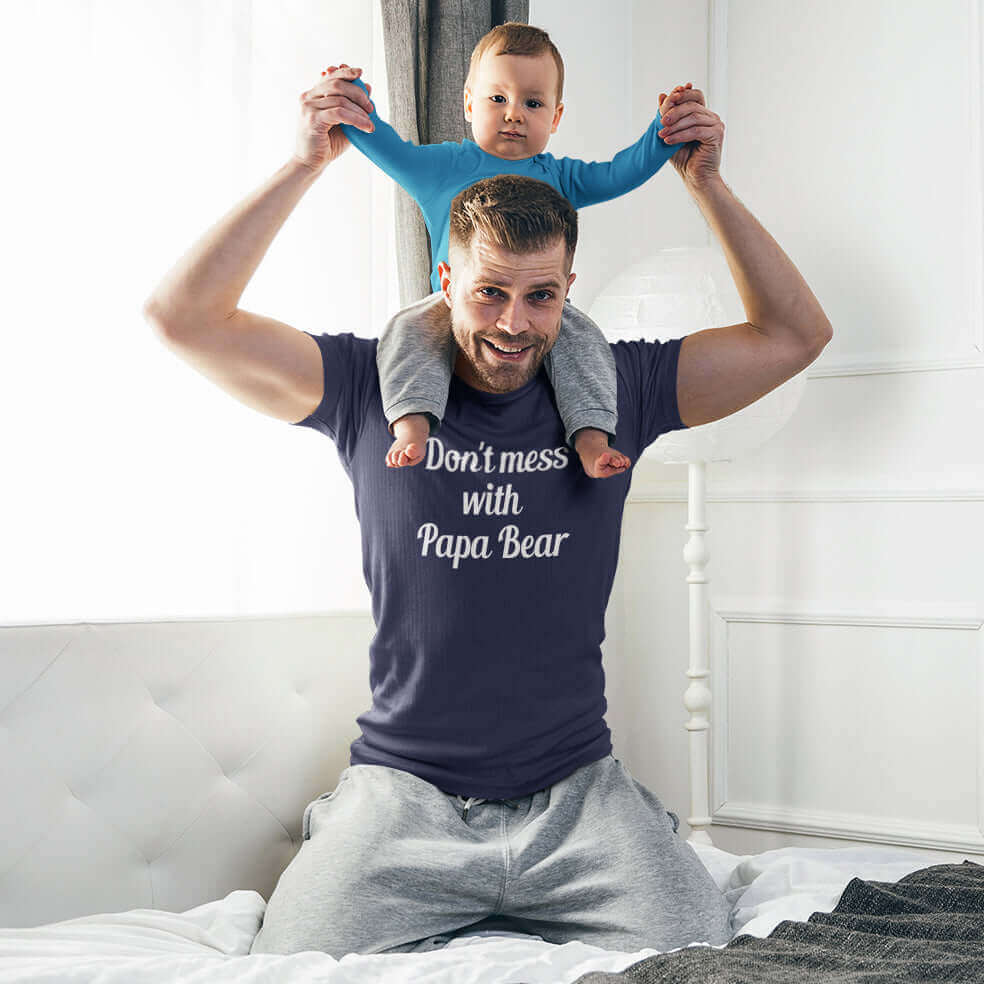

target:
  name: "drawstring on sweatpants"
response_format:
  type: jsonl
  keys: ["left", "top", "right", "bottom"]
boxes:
{"left": 457, "top": 795, "right": 520, "bottom": 822}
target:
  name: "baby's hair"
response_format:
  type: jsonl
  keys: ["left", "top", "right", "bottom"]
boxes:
{"left": 466, "top": 22, "right": 565, "bottom": 105}
{"left": 448, "top": 175, "right": 577, "bottom": 272}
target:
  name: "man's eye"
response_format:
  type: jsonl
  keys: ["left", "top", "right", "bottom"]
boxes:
{"left": 479, "top": 287, "right": 502, "bottom": 297}
{"left": 532, "top": 291, "right": 552, "bottom": 301}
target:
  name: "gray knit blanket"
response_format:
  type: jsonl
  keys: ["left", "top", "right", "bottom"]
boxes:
{"left": 571, "top": 861, "right": 984, "bottom": 984}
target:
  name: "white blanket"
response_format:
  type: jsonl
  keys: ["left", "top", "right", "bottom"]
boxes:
{"left": 0, "top": 843, "right": 943, "bottom": 983}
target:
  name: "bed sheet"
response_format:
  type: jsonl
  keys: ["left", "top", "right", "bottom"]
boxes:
{"left": 0, "top": 843, "right": 944, "bottom": 983}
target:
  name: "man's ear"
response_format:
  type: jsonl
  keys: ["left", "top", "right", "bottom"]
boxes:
{"left": 463, "top": 87, "right": 472, "bottom": 123}
{"left": 438, "top": 261, "right": 454, "bottom": 308}
{"left": 566, "top": 271, "right": 576, "bottom": 295}
{"left": 551, "top": 102, "right": 564, "bottom": 133}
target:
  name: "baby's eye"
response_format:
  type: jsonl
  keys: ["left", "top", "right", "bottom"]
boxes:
{"left": 526, "top": 100, "right": 542, "bottom": 109}
{"left": 490, "top": 95, "right": 505, "bottom": 103}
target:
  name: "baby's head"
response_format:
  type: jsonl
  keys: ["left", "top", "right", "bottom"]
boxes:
{"left": 464, "top": 22, "right": 565, "bottom": 161}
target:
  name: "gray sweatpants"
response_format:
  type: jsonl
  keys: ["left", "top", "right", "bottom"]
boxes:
{"left": 248, "top": 753, "right": 734, "bottom": 959}
{"left": 377, "top": 291, "right": 618, "bottom": 449}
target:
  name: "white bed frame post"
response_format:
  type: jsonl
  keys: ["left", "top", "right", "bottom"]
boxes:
{"left": 683, "top": 460, "right": 715, "bottom": 845}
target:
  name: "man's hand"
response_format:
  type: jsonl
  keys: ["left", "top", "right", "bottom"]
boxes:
{"left": 657, "top": 83, "right": 724, "bottom": 189}
{"left": 294, "top": 64, "right": 376, "bottom": 173}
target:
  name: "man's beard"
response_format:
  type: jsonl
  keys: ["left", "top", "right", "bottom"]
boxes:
{"left": 450, "top": 312, "right": 548, "bottom": 393}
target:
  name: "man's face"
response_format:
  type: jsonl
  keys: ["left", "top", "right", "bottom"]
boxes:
{"left": 438, "top": 235, "right": 576, "bottom": 393}
{"left": 464, "top": 49, "right": 564, "bottom": 159}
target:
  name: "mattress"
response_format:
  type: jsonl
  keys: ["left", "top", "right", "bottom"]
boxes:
{"left": 0, "top": 842, "right": 947, "bottom": 983}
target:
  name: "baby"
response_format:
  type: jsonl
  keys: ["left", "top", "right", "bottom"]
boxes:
{"left": 336, "top": 22, "right": 684, "bottom": 478}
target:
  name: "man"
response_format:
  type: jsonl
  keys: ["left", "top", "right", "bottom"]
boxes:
{"left": 143, "top": 66, "right": 831, "bottom": 959}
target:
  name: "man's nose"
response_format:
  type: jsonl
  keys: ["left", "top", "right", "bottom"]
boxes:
{"left": 496, "top": 299, "right": 526, "bottom": 333}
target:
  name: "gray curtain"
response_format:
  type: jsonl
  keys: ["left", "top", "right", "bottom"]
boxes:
{"left": 380, "top": 0, "right": 530, "bottom": 305}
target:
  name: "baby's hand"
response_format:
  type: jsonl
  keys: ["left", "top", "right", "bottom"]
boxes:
{"left": 658, "top": 82, "right": 693, "bottom": 122}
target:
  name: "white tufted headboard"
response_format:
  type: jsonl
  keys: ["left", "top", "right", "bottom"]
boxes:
{"left": 0, "top": 613, "right": 375, "bottom": 929}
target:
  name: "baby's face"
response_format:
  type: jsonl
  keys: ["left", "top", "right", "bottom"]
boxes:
{"left": 464, "top": 49, "right": 564, "bottom": 160}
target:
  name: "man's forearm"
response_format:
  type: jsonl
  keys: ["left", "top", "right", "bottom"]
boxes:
{"left": 144, "top": 157, "right": 324, "bottom": 330}
{"left": 687, "top": 175, "right": 831, "bottom": 349}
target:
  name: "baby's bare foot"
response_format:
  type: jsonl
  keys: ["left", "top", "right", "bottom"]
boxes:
{"left": 386, "top": 413, "right": 430, "bottom": 468}
{"left": 574, "top": 427, "right": 631, "bottom": 478}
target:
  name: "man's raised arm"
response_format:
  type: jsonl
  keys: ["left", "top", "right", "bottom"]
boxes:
{"left": 654, "top": 85, "right": 833, "bottom": 430}
{"left": 142, "top": 65, "right": 374, "bottom": 424}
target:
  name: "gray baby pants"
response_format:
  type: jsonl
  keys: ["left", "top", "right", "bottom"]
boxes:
{"left": 377, "top": 292, "right": 618, "bottom": 449}
{"left": 248, "top": 752, "right": 734, "bottom": 959}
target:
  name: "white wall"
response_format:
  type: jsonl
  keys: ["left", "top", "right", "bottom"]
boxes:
{"left": 530, "top": 0, "right": 712, "bottom": 308}
{"left": 534, "top": 0, "right": 983, "bottom": 863}
{"left": 0, "top": 1, "right": 395, "bottom": 623}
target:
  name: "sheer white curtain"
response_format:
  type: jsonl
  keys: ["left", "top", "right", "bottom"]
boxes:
{"left": 1, "top": 1, "right": 398, "bottom": 622}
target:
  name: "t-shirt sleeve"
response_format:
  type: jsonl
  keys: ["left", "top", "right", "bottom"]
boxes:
{"left": 290, "top": 331, "right": 378, "bottom": 462}
{"left": 613, "top": 336, "right": 688, "bottom": 451}
{"left": 554, "top": 112, "right": 677, "bottom": 209}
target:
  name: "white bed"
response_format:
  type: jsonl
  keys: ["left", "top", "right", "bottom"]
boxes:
{"left": 0, "top": 615, "right": 970, "bottom": 982}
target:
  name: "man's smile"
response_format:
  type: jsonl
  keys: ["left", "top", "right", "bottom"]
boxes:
{"left": 483, "top": 338, "right": 533, "bottom": 361}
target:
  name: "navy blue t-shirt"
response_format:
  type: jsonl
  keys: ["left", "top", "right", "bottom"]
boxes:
{"left": 292, "top": 331, "right": 686, "bottom": 798}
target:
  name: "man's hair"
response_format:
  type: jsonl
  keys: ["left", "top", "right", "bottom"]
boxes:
{"left": 466, "top": 22, "right": 565, "bottom": 105}
{"left": 448, "top": 175, "right": 578, "bottom": 273}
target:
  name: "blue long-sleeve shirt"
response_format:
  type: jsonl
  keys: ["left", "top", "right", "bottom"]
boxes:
{"left": 342, "top": 77, "right": 677, "bottom": 293}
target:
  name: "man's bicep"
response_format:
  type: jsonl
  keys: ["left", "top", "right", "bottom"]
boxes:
{"left": 675, "top": 323, "right": 816, "bottom": 428}
{"left": 151, "top": 309, "right": 325, "bottom": 425}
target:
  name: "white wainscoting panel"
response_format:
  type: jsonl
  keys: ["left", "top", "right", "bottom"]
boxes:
{"left": 726, "top": 0, "right": 983, "bottom": 378}
{"left": 709, "top": 600, "right": 984, "bottom": 855}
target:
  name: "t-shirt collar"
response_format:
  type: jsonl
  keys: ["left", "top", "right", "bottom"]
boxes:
{"left": 450, "top": 365, "right": 546, "bottom": 404}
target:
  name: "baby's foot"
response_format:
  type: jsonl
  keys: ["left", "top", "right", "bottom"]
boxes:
{"left": 574, "top": 427, "right": 631, "bottom": 478}
{"left": 386, "top": 413, "right": 430, "bottom": 468}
